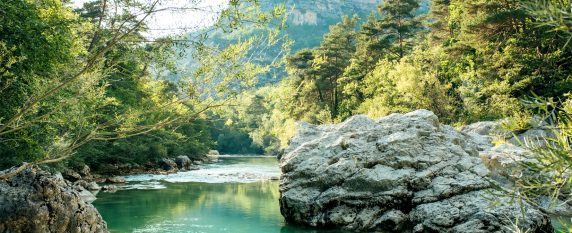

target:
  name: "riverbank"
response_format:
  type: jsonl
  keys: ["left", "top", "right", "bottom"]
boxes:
{"left": 0, "top": 110, "right": 568, "bottom": 233}
{"left": 0, "top": 156, "right": 282, "bottom": 233}
{"left": 91, "top": 156, "right": 315, "bottom": 233}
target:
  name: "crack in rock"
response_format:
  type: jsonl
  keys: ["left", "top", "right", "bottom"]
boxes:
{"left": 279, "top": 110, "right": 553, "bottom": 232}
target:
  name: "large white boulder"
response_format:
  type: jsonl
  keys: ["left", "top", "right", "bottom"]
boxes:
{"left": 279, "top": 110, "right": 552, "bottom": 232}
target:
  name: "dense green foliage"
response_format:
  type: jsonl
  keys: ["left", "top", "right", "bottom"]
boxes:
{"left": 1, "top": 0, "right": 94, "bottom": 167}
{"left": 0, "top": 0, "right": 285, "bottom": 170}
{"left": 219, "top": 0, "right": 572, "bottom": 155}
{"left": 2, "top": 0, "right": 572, "bottom": 177}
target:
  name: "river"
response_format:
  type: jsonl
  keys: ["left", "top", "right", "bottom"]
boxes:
{"left": 93, "top": 156, "right": 344, "bottom": 233}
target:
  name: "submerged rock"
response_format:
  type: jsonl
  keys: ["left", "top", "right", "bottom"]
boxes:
{"left": 279, "top": 110, "right": 552, "bottom": 232}
{"left": 0, "top": 165, "right": 108, "bottom": 233}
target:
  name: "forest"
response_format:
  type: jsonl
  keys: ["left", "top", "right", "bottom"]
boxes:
{"left": 0, "top": 0, "right": 571, "bottom": 171}
{"left": 2, "top": 0, "right": 572, "bottom": 232}
{"left": 224, "top": 0, "right": 572, "bottom": 156}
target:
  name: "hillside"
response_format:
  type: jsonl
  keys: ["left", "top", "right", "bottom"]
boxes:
{"left": 269, "top": 0, "right": 382, "bottom": 50}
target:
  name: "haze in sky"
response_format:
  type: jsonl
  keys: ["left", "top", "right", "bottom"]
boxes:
{"left": 71, "top": 0, "right": 228, "bottom": 38}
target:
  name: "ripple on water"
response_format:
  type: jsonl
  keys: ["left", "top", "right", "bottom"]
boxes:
{"left": 122, "top": 157, "right": 280, "bottom": 188}
{"left": 116, "top": 181, "right": 166, "bottom": 190}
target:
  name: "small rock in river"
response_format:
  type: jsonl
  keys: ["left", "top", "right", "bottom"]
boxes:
{"left": 107, "top": 176, "right": 125, "bottom": 183}
{"left": 102, "top": 184, "right": 117, "bottom": 192}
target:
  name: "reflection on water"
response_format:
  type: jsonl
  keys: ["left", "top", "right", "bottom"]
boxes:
{"left": 93, "top": 157, "right": 344, "bottom": 233}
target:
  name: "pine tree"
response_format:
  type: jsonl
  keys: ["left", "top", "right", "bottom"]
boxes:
{"left": 313, "top": 15, "right": 359, "bottom": 120}
{"left": 378, "top": 0, "right": 422, "bottom": 59}
{"left": 429, "top": 0, "right": 454, "bottom": 41}
{"left": 338, "top": 1, "right": 422, "bottom": 119}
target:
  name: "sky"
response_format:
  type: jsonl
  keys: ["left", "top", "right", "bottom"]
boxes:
{"left": 71, "top": 0, "right": 228, "bottom": 38}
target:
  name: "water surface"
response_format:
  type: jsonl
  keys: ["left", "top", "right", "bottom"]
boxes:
{"left": 93, "top": 156, "right": 343, "bottom": 233}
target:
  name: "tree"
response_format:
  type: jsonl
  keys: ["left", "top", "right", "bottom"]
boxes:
{"left": 428, "top": 0, "right": 455, "bottom": 42}
{"left": 283, "top": 49, "right": 331, "bottom": 123}
{"left": 359, "top": 46, "right": 457, "bottom": 121}
{"left": 313, "top": 15, "right": 359, "bottom": 120}
{"left": 0, "top": 0, "right": 287, "bottom": 175}
{"left": 338, "top": 1, "right": 422, "bottom": 119}
{"left": 378, "top": 0, "right": 423, "bottom": 59}
{"left": 443, "top": 0, "right": 572, "bottom": 121}
{"left": 281, "top": 16, "right": 358, "bottom": 122}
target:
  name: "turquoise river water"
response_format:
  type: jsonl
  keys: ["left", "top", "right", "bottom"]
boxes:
{"left": 92, "top": 156, "right": 571, "bottom": 232}
{"left": 93, "top": 156, "right": 344, "bottom": 233}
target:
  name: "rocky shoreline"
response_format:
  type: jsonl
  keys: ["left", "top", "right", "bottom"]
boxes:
{"left": 0, "top": 166, "right": 108, "bottom": 233}
{"left": 0, "top": 111, "right": 566, "bottom": 232}
{"left": 70, "top": 152, "right": 220, "bottom": 196}
{"left": 0, "top": 151, "right": 220, "bottom": 233}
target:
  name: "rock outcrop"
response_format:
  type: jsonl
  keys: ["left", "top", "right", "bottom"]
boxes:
{"left": 175, "top": 156, "right": 193, "bottom": 170}
{"left": 0, "top": 165, "right": 108, "bottom": 233}
{"left": 62, "top": 169, "right": 83, "bottom": 182}
{"left": 279, "top": 110, "right": 552, "bottom": 232}
{"left": 159, "top": 158, "right": 178, "bottom": 171}
{"left": 207, "top": 150, "right": 220, "bottom": 162}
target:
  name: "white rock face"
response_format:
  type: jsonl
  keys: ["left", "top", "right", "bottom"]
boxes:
{"left": 0, "top": 166, "right": 108, "bottom": 232}
{"left": 279, "top": 110, "right": 552, "bottom": 232}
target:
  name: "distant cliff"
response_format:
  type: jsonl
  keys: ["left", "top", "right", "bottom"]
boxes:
{"left": 285, "top": 0, "right": 379, "bottom": 26}
{"left": 266, "top": 0, "right": 382, "bottom": 50}
{"left": 178, "top": 0, "right": 428, "bottom": 85}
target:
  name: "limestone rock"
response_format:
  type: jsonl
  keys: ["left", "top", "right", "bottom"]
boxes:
{"left": 480, "top": 144, "right": 572, "bottom": 216}
{"left": 207, "top": 150, "right": 220, "bottom": 162}
{"left": 74, "top": 185, "right": 97, "bottom": 204}
{"left": 101, "top": 185, "right": 117, "bottom": 192}
{"left": 507, "top": 128, "right": 555, "bottom": 147}
{"left": 0, "top": 165, "right": 108, "bottom": 233}
{"left": 459, "top": 121, "right": 502, "bottom": 136}
{"left": 78, "top": 164, "right": 93, "bottom": 182}
{"left": 86, "top": 181, "right": 101, "bottom": 191}
{"left": 175, "top": 156, "right": 192, "bottom": 170}
{"left": 159, "top": 158, "right": 178, "bottom": 171}
{"left": 279, "top": 110, "right": 552, "bottom": 232}
{"left": 480, "top": 144, "right": 531, "bottom": 179}
{"left": 458, "top": 121, "right": 503, "bottom": 152}
{"left": 62, "top": 168, "right": 82, "bottom": 182}
{"left": 106, "top": 176, "right": 125, "bottom": 183}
